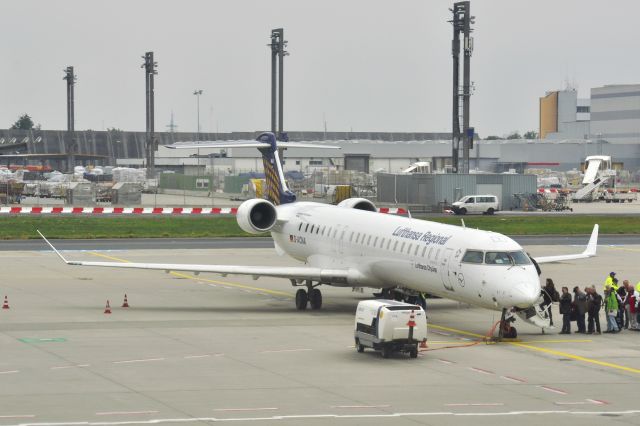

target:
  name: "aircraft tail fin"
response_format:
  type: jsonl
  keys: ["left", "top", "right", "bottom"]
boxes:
{"left": 256, "top": 132, "right": 296, "bottom": 205}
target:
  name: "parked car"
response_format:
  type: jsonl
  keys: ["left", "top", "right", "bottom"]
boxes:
{"left": 451, "top": 194, "right": 499, "bottom": 215}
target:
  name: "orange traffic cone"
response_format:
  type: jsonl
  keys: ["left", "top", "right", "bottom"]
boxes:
{"left": 104, "top": 300, "right": 112, "bottom": 314}
{"left": 2, "top": 296, "right": 9, "bottom": 309}
{"left": 121, "top": 294, "right": 129, "bottom": 308}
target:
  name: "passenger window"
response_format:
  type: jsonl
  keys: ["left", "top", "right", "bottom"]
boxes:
{"left": 386, "top": 239, "right": 391, "bottom": 249}
{"left": 310, "top": 225, "right": 315, "bottom": 233}
{"left": 428, "top": 247, "right": 434, "bottom": 259}
{"left": 321, "top": 226, "right": 325, "bottom": 235}
{"left": 407, "top": 244, "right": 412, "bottom": 254}
{"left": 367, "top": 235, "right": 372, "bottom": 246}
{"left": 298, "top": 223, "right": 302, "bottom": 231}
{"left": 400, "top": 242, "right": 405, "bottom": 253}
{"left": 461, "top": 250, "right": 484, "bottom": 264}
{"left": 316, "top": 226, "right": 320, "bottom": 234}
{"left": 414, "top": 245, "right": 420, "bottom": 255}
{"left": 421, "top": 246, "right": 427, "bottom": 257}
{"left": 393, "top": 241, "right": 398, "bottom": 251}
{"left": 374, "top": 237, "right": 378, "bottom": 247}
{"left": 340, "top": 230, "right": 345, "bottom": 240}
{"left": 435, "top": 249, "right": 441, "bottom": 259}
{"left": 349, "top": 232, "right": 354, "bottom": 242}
{"left": 305, "top": 224, "right": 309, "bottom": 232}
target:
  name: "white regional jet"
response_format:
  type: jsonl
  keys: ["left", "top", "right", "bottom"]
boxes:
{"left": 39, "top": 132, "right": 598, "bottom": 338}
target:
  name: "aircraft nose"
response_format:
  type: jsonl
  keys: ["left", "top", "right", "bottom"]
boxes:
{"left": 512, "top": 279, "right": 541, "bottom": 308}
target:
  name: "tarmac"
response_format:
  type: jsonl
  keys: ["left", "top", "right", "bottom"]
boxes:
{"left": 0, "top": 243, "right": 639, "bottom": 425}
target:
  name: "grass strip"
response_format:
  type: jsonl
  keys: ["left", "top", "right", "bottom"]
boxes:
{"left": 0, "top": 214, "right": 633, "bottom": 240}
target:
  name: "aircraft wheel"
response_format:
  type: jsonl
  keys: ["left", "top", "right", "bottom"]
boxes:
{"left": 381, "top": 345, "right": 392, "bottom": 359}
{"left": 506, "top": 326, "right": 517, "bottom": 338}
{"left": 355, "top": 339, "right": 365, "bottom": 353}
{"left": 409, "top": 347, "right": 418, "bottom": 358}
{"left": 295, "top": 289, "right": 308, "bottom": 310}
{"left": 309, "top": 288, "right": 322, "bottom": 310}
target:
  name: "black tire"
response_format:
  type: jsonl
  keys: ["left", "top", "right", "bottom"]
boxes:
{"left": 459, "top": 208, "right": 467, "bottom": 215}
{"left": 381, "top": 346, "right": 392, "bottom": 359}
{"left": 487, "top": 208, "right": 495, "bottom": 215}
{"left": 506, "top": 326, "right": 517, "bottom": 338}
{"left": 309, "top": 288, "right": 322, "bottom": 310}
{"left": 295, "top": 289, "right": 308, "bottom": 310}
{"left": 410, "top": 347, "right": 418, "bottom": 358}
{"left": 355, "top": 339, "right": 365, "bottom": 353}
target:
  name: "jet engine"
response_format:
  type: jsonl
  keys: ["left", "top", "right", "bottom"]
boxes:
{"left": 337, "top": 197, "right": 377, "bottom": 212}
{"left": 236, "top": 199, "right": 278, "bottom": 234}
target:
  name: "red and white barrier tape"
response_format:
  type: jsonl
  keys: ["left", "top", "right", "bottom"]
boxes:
{"left": 0, "top": 207, "right": 238, "bottom": 215}
{"left": 0, "top": 206, "right": 407, "bottom": 215}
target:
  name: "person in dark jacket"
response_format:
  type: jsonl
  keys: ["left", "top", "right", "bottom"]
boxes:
{"left": 586, "top": 285, "right": 602, "bottom": 334}
{"left": 573, "top": 286, "right": 587, "bottom": 333}
{"left": 541, "top": 278, "right": 559, "bottom": 326}
{"left": 559, "top": 286, "right": 572, "bottom": 334}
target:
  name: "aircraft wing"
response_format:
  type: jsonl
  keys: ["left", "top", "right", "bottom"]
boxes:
{"left": 37, "top": 231, "right": 349, "bottom": 283}
{"left": 167, "top": 141, "right": 340, "bottom": 150}
{"left": 533, "top": 224, "right": 598, "bottom": 264}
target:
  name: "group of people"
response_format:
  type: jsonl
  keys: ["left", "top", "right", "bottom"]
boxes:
{"left": 541, "top": 273, "right": 640, "bottom": 334}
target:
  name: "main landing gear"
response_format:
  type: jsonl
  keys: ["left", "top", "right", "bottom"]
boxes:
{"left": 292, "top": 280, "right": 323, "bottom": 310}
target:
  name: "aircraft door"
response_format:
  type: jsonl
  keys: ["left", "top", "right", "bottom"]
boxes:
{"left": 333, "top": 225, "right": 346, "bottom": 257}
{"left": 440, "top": 247, "right": 455, "bottom": 291}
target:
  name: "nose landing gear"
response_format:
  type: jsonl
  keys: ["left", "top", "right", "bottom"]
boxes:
{"left": 497, "top": 308, "right": 518, "bottom": 339}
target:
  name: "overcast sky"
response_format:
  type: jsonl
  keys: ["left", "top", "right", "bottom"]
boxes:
{"left": 2, "top": 0, "right": 639, "bottom": 137}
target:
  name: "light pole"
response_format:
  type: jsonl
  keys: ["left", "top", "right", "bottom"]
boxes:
{"left": 193, "top": 89, "right": 203, "bottom": 140}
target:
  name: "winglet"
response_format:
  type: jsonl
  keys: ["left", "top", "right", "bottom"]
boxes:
{"left": 583, "top": 224, "right": 598, "bottom": 257}
{"left": 37, "top": 230, "right": 70, "bottom": 264}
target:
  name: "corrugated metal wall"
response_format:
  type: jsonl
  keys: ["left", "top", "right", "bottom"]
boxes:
{"left": 377, "top": 173, "right": 536, "bottom": 210}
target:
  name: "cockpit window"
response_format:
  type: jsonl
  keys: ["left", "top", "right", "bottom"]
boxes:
{"left": 461, "top": 250, "right": 484, "bottom": 264}
{"left": 484, "top": 250, "right": 532, "bottom": 265}
{"left": 509, "top": 250, "right": 532, "bottom": 265}
{"left": 484, "top": 251, "right": 512, "bottom": 265}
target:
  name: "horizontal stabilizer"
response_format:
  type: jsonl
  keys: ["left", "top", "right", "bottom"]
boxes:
{"left": 168, "top": 141, "right": 340, "bottom": 150}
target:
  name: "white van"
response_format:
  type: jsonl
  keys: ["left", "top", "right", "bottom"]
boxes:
{"left": 451, "top": 194, "right": 499, "bottom": 215}
{"left": 354, "top": 299, "right": 427, "bottom": 358}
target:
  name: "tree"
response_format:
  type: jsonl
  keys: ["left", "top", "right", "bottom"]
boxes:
{"left": 505, "top": 131, "right": 522, "bottom": 139}
{"left": 523, "top": 130, "right": 539, "bottom": 139}
{"left": 485, "top": 135, "right": 503, "bottom": 140}
{"left": 10, "top": 114, "right": 36, "bottom": 130}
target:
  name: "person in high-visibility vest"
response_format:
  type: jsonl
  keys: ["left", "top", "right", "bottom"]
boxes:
{"left": 604, "top": 272, "right": 617, "bottom": 291}
{"left": 604, "top": 285, "right": 620, "bottom": 333}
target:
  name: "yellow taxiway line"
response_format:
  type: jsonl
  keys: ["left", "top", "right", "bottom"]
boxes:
{"left": 431, "top": 322, "right": 640, "bottom": 375}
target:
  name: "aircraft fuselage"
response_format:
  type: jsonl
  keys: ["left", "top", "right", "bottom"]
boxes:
{"left": 271, "top": 202, "right": 540, "bottom": 311}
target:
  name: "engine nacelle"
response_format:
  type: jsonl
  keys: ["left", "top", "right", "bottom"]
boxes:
{"left": 337, "top": 197, "right": 377, "bottom": 212}
{"left": 236, "top": 199, "right": 278, "bottom": 234}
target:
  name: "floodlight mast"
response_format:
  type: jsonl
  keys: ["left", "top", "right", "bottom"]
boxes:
{"left": 63, "top": 66, "right": 77, "bottom": 172}
{"left": 269, "top": 28, "right": 289, "bottom": 141}
{"left": 450, "top": 2, "right": 474, "bottom": 174}
{"left": 141, "top": 51, "right": 158, "bottom": 179}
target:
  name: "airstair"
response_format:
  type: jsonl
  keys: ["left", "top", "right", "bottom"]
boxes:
{"left": 573, "top": 156, "right": 616, "bottom": 202}
{"left": 573, "top": 176, "right": 610, "bottom": 201}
